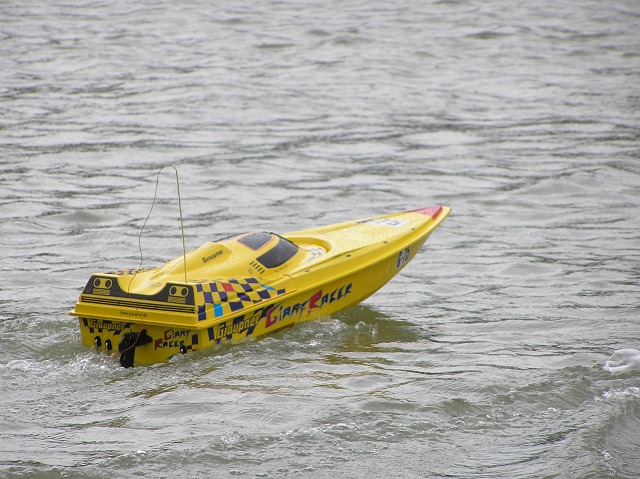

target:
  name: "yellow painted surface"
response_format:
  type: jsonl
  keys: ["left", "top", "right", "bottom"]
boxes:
{"left": 70, "top": 206, "right": 450, "bottom": 366}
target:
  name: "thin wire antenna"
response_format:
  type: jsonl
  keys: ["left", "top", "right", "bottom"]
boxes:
{"left": 134, "top": 165, "right": 188, "bottom": 283}
{"left": 173, "top": 166, "right": 188, "bottom": 284}
{"left": 119, "top": 165, "right": 188, "bottom": 361}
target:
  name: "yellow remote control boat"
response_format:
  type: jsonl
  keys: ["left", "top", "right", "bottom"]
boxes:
{"left": 70, "top": 206, "right": 450, "bottom": 367}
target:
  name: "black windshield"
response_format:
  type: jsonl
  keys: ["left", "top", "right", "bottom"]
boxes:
{"left": 256, "top": 236, "right": 298, "bottom": 268}
{"left": 238, "top": 232, "right": 273, "bottom": 250}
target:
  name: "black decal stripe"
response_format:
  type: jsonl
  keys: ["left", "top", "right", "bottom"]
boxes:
{"left": 80, "top": 295, "right": 195, "bottom": 313}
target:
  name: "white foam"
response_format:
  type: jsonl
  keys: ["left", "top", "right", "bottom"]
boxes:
{"left": 604, "top": 349, "right": 640, "bottom": 373}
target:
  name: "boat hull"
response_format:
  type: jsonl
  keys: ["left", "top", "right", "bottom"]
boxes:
{"left": 71, "top": 206, "right": 449, "bottom": 366}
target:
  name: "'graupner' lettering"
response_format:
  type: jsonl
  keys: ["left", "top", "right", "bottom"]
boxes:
{"left": 214, "top": 315, "right": 260, "bottom": 340}
{"left": 202, "top": 249, "right": 224, "bottom": 264}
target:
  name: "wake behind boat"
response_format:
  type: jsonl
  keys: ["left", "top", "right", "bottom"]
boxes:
{"left": 70, "top": 206, "right": 450, "bottom": 367}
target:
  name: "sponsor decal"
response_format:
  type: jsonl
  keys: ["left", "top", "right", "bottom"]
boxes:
{"left": 396, "top": 247, "right": 410, "bottom": 269}
{"left": 358, "top": 218, "right": 408, "bottom": 227}
{"left": 208, "top": 282, "right": 354, "bottom": 341}
{"left": 88, "top": 319, "right": 127, "bottom": 333}
{"left": 155, "top": 328, "right": 191, "bottom": 350}
{"left": 120, "top": 310, "right": 148, "bottom": 318}
{"left": 301, "top": 246, "right": 326, "bottom": 265}
{"left": 202, "top": 249, "right": 224, "bottom": 264}
{"left": 265, "top": 282, "right": 352, "bottom": 328}
{"left": 213, "top": 313, "right": 261, "bottom": 341}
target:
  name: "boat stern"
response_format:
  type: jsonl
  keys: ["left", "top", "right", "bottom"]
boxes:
{"left": 69, "top": 272, "right": 200, "bottom": 366}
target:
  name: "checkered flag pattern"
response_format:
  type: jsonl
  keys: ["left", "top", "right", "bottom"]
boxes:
{"left": 195, "top": 278, "right": 286, "bottom": 321}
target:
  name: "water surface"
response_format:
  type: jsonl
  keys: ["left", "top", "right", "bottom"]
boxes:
{"left": 1, "top": 1, "right": 639, "bottom": 478}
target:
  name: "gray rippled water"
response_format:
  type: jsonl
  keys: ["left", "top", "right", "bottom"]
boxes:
{"left": 1, "top": 1, "right": 639, "bottom": 478}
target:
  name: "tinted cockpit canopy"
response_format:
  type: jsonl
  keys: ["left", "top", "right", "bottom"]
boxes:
{"left": 238, "top": 232, "right": 299, "bottom": 269}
